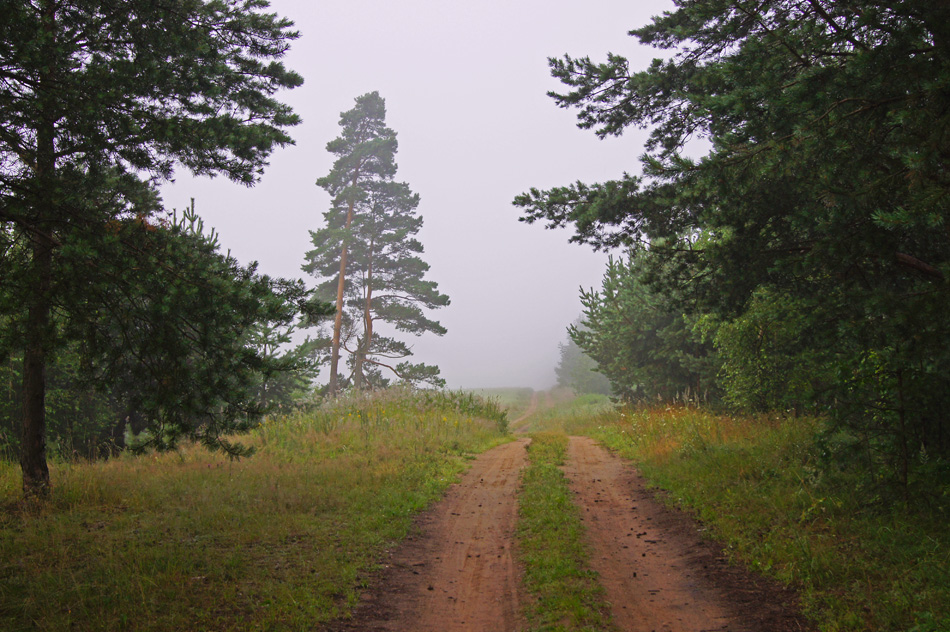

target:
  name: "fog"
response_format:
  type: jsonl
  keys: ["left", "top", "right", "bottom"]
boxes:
{"left": 159, "top": 0, "right": 673, "bottom": 389}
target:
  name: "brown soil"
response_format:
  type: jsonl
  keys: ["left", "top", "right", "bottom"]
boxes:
{"left": 322, "top": 434, "right": 811, "bottom": 632}
{"left": 323, "top": 438, "right": 530, "bottom": 632}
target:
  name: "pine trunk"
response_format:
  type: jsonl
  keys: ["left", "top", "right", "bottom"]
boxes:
{"left": 21, "top": 235, "right": 52, "bottom": 497}
{"left": 328, "top": 193, "right": 357, "bottom": 396}
{"left": 21, "top": 71, "right": 56, "bottom": 495}
{"left": 354, "top": 255, "right": 374, "bottom": 390}
{"left": 21, "top": 1, "right": 59, "bottom": 496}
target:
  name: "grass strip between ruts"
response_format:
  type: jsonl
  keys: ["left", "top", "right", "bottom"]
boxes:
{"left": 517, "top": 431, "right": 615, "bottom": 632}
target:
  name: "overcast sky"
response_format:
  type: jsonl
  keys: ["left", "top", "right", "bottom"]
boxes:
{"left": 159, "top": 0, "right": 674, "bottom": 390}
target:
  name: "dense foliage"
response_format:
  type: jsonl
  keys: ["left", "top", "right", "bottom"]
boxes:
{"left": 517, "top": 0, "right": 950, "bottom": 487}
{"left": 1, "top": 206, "right": 322, "bottom": 461}
{"left": 0, "top": 0, "right": 304, "bottom": 493}
{"left": 306, "top": 92, "right": 449, "bottom": 391}
{"left": 571, "top": 254, "right": 717, "bottom": 403}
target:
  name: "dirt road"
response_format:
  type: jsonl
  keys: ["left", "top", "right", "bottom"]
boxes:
{"left": 326, "top": 438, "right": 530, "bottom": 631}
{"left": 510, "top": 392, "right": 539, "bottom": 433}
{"left": 326, "top": 434, "right": 808, "bottom": 632}
{"left": 565, "top": 436, "right": 809, "bottom": 632}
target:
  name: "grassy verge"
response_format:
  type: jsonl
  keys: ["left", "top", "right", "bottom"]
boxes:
{"left": 517, "top": 431, "right": 614, "bottom": 632}
{"left": 0, "top": 388, "right": 510, "bottom": 631}
{"left": 561, "top": 406, "right": 949, "bottom": 632}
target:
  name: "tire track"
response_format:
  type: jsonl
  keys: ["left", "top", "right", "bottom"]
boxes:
{"left": 563, "top": 436, "right": 811, "bottom": 632}
{"left": 323, "top": 426, "right": 808, "bottom": 632}
{"left": 326, "top": 438, "right": 530, "bottom": 631}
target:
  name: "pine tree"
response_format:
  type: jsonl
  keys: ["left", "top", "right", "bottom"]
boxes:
{"left": 77, "top": 205, "right": 315, "bottom": 458}
{"left": 0, "top": 0, "right": 303, "bottom": 495}
{"left": 306, "top": 93, "right": 449, "bottom": 391}
{"left": 347, "top": 180, "right": 450, "bottom": 389}
{"left": 309, "top": 92, "right": 397, "bottom": 395}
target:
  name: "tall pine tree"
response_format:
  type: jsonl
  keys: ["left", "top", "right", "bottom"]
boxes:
{"left": 306, "top": 93, "right": 448, "bottom": 391}
{"left": 0, "top": 0, "right": 303, "bottom": 495}
{"left": 310, "top": 92, "right": 397, "bottom": 395}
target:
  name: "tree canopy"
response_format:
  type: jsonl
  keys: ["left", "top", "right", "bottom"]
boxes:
{"left": 516, "top": 0, "right": 950, "bottom": 487}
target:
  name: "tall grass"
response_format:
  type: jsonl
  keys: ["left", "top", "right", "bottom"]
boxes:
{"left": 0, "top": 388, "right": 510, "bottom": 632}
{"left": 566, "top": 406, "right": 949, "bottom": 632}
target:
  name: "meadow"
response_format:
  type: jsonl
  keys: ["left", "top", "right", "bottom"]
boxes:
{"left": 0, "top": 388, "right": 509, "bottom": 631}
{"left": 3, "top": 388, "right": 946, "bottom": 632}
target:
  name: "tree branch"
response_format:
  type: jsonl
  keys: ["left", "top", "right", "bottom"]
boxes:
{"left": 895, "top": 252, "right": 945, "bottom": 280}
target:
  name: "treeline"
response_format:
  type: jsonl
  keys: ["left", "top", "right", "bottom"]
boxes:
{"left": 524, "top": 1, "right": 950, "bottom": 492}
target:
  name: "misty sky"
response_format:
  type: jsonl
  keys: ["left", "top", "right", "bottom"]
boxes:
{"left": 159, "top": 0, "right": 674, "bottom": 389}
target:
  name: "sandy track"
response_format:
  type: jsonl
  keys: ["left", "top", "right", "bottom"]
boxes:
{"left": 324, "top": 431, "right": 809, "bottom": 632}
{"left": 564, "top": 436, "right": 811, "bottom": 632}
{"left": 325, "top": 438, "right": 530, "bottom": 632}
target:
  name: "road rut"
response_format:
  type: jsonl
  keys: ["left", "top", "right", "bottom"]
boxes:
{"left": 326, "top": 438, "right": 530, "bottom": 631}
{"left": 565, "top": 435, "right": 809, "bottom": 632}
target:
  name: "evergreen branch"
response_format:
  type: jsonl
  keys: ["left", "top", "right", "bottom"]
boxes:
{"left": 806, "top": 0, "right": 870, "bottom": 52}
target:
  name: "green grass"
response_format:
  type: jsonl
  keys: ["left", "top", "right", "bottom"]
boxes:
{"left": 517, "top": 431, "right": 614, "bottom": 632}
{"left": 562, "top": 405, "right": 949, "bottom": 632}
{"left": 517, "top": 392, "right": 614, "bottom": 434}
{"left": 471, "top": 387, "right": 535, "bottom": 420}
{"left": 0, "top": 388, "right": 510, "bottom": 631}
